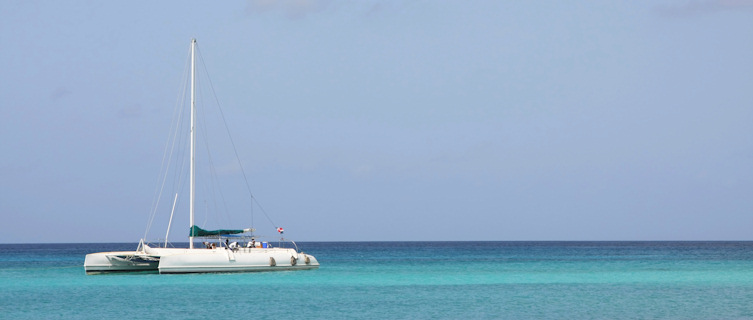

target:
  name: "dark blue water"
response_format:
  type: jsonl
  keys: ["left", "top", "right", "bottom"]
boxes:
{"left": 1, "top": 242, "right": 752, "bottom": 319}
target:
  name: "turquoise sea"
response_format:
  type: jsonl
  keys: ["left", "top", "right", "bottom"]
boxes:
{"left": 1, "top": 242, "right": 752, "bottom": 319}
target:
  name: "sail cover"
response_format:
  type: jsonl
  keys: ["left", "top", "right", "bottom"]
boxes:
{"left": 190, "top": 225, "right": 247, "bottom": 237}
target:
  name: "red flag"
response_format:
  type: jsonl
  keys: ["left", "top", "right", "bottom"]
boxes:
{"left": 277, "top": 227, "right": 284, "bottom": 234}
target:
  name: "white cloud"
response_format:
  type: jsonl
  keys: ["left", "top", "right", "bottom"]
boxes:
{"left": 656, "top": 0, "right": 753, "bottom": 16}
{"left": 245, "top": 0, "right": 332, "bottom": 19}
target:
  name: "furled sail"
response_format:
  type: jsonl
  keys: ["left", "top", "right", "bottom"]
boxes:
{"left": 189, "top": 225, "right": 249, "bottom": 237}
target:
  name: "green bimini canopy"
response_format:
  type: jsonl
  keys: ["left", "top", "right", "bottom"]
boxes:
{"left": 190, "top": 225, "right": 247, "bottom": 237}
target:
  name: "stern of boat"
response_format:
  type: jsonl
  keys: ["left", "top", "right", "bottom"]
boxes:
{"left": 84, "top": 251, "right": 159, "bottom": 274}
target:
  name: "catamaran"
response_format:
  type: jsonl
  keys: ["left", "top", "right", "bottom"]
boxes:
{"left": 84, "top": 39, "right": 319, "bottom": 274}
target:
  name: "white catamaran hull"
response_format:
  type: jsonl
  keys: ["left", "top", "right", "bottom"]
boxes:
{"left": 157, "top": 247, "right": 319, "bottom": 274}
{"left": 84, "top": 251, "right": 159, "bottom": 273}
{"left": 84, "top": 246, "right": 319, "bottom": 274}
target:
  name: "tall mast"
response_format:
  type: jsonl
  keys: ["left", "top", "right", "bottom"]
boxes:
{"left": 189, "top": 38, "right": 196, "bottom": 249}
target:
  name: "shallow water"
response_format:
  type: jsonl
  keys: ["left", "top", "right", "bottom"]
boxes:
{"left": 1, "top": 242, "right": 752, "bottom": 319}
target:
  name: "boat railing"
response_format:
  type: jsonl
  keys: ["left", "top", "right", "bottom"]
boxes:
{"left": 201, "top": 237, "right": 303, "bottom": 253}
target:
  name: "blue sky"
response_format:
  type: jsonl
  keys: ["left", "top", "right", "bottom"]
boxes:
{"left": 1, "top": 0, "right": 752, "bottom": 243}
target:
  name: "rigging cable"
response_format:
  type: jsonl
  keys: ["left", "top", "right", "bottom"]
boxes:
{"left": 144, "top": 44, "right": 192, "bottom": 241}
{"left": 196, "top": 78, "right": 234, "bottom": 229}
{"left": 196, "top": 44, "right": 278, "bottom": 229}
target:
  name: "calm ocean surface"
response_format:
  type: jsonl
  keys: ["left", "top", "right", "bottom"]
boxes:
{"left": 1, "top": 241, "right": 752, "bottom": 319}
